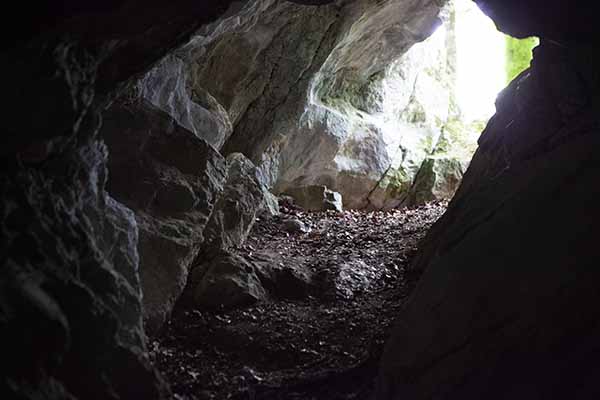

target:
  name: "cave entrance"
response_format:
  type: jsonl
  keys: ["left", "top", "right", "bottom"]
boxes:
{"left": 454, "top": 0, "right": 506, "bottom": 123}
{"left": 140, "top": 2, "right": 539, "bottom": 395}
{"left": 352, "top": 0, "right": 538, "bottom": 209}
{"left": 301, "top": 0, "right": 538, "bottom": 211}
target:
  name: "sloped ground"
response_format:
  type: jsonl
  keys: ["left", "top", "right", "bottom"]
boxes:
{"left": 151, "top": 201, "right": 447, "bottom": 399}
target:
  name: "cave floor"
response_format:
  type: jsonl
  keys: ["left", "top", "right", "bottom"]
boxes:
{"left": 151, "top": 201, "right": 447, "bottom": 400}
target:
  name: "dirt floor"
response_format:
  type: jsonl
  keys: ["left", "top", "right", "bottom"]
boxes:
{"left": 151, "top": 200, "right": 447, "bottom": 400}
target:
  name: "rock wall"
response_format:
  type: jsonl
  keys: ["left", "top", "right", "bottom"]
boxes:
{"left": 378, "top": 5, "right": 600, "bottom": 397}
{"left": 1, "top": 1, "right": 240, "bottom": 398}
{"left": 138, "top": 0, "right": 471, "bottom": 209}
{"left": 102, "top": 100, "right": 227, "bottom": 334}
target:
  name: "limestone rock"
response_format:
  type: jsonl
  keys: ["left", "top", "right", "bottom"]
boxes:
{"left": 283, "top": 185, "right": 343, "bottom": 212}
{"left": 183, "top": 153, "right": 279, "bottom": 311}
{"left": 201, "top": 153, "right": 278, "bottom": 257}
{"left": 274, "top": 2, "right": 462, "bottom": 210}
{"left": 190, "top": 250, "right": 314, "bottom": 309}
{"left": 1, "top": 1, "right": 243, "bottom": 398}
{"left": 190, "top": 251, "right": 267, "bottom": 309}
{"left": 138, "top": 55, "right": 234, "bottom": 150}
{"left": 1, "top": 141, "right": 168, "bottom": 400}
{"left": 407, "top": 156, "right": 468, "bottom": 205}
{"left": 103, "top": 100, "right": 226, "bottom": 334}
{"left": 333, "top": 260, "right": 380, "bottom": 299}
{"left": 254, "top": 253, "right": 315, "bottom": 300}
{"left": 282, "top": 218, "right": 311, "bottom": 234}
{"left": 139, "top": 0, "right": 460, "bottom": 210}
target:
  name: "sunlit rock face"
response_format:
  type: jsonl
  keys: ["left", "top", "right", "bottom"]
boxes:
{"left": 284, "top": 22, "right": 460, "bottom": 209}
{"left": 138, "top": 0, "right": 472, "bottom": 209}
{"left": 378, "top": 20, "right": 600, "bottom": 400}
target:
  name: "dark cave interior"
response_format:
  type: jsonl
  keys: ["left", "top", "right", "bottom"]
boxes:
{"left": 2, "top": 1, "right": 600, "bottom": 399}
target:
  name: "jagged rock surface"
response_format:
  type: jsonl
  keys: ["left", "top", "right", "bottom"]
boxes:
{"left": 103, "top": 100, "right": 226, "bottom": 334}
{"left": 1, "top": 2, "right": 239, "bottom": 398}
{"left": 378, "top": 39, "right": 600, "bottom": 399}
{"left": 283, "top": 185, "right": 343, "bottom": 212}
{"left": 200, "top": 153, "right": 277, "bottom": 256}
{"left": 1, "top": 139, "right": 168, "bottom": 400}
{"left": 138, "top": 0, "right": 470, "bottom": 210}
{"left": 189, "top": 250, "right": 268, "bottom": 309}
{"left": 186, "top": 153, "right": 280, "bottom": 309}
{"left": 407, "top": 156, "right": 468, "bottom": 205}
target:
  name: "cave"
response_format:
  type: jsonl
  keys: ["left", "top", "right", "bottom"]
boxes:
{"left": 2, "top": 0, "right": 600, "bottom": 399}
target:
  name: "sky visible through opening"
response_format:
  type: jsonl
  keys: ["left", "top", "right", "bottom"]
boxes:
{"left": 455, "top": 0, "right": 506, "bottom": 123}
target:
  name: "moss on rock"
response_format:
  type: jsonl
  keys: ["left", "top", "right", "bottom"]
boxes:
{"left": 407, "top": 156, "right": 466, "bottom": 205}
{"left": 506, "top": 36, "right": 539, "bottom": 83}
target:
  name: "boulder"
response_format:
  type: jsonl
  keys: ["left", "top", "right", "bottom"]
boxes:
{"left": 190, "top": 250, "right": 314, "bottom": 309}
{"left": 406, "top": 156, "right": 468, "bottom": 205}
{"left": 333, "top": 260, "right": 380, "bottom": 299}
{"left": 189, "top": 251, "right": 266, "bottom": 310}
{"left": 200, "top": 153, "right": 278, "bottom": 258}
{"left": 103, "top": 100, "right": 227, "bottom": 334}
{"left": 1, "top": 140, "right": 168, "bottom": 400}
{"left": 283, "top": 185, "right": 343, "bottom": 212}
{"left": 254, "top": 253, "right": 315, "bottom": 300}
{"left": 282, "top": 218, "right": 312, "bottom": 234}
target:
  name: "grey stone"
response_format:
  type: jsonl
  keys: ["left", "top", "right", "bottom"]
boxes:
{"left": 190, "top": 251, "right": 267, "bottom": 309}
{"left": 1, "top": 140, "right": 168, "bottom": 400}
{"left": 283, "top": 185, "right": 343, "bottom": 212}
{"left": 0, "top": 2, "right": 243, "bottom": 399}
{"left": 254, "top": 254, "right": 315, "bottom": 300}
{"left": 201, "top": 153, "right": 278, "bottom": 256}
{"left": 406, "top": 156, "right": 468, "bottom": 205}
{"left": 282, "top": 218, "right": 311, "bottom": 234}
{"left": 103, "top": 100, "right": 227, "bottom": 334}
{"left": 138, "top": 0, "right": 468, "bottom": 211}
{"left": 190, "top": 250, "right": 315, "bottom": 309}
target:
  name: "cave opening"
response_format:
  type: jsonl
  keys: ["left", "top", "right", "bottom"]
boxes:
{"left": 292, "top": 0, "right": 537, "bottom": 211}
{"left": 146, "top": 2, "right": 541, "bottom": 397}
{"left": 4, "top": 1, "right": 600, "bottom": 400}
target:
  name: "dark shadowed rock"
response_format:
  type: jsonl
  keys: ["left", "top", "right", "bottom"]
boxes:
{"left": 189, "top": 251, "right": 267, "bottom": 310}
{"left": 103, "top": 99, "right": 226, "bottom": 334}
{"left": 283, "top": 185, "right": 343, "bottom": 212}
{"left": 1, "top": 1, "right": 253, "bottom": 398}
{"left": 189, "top": 249, "right": 314, "bottom": 310}
{"left": 378, "top": 39, "right": 600, "bottom": 400}
{"left": 1, "top": 141, "right": 168, "bottom": 400}
{"left": 254, "top": 256, "right": 315, "bottom": 300}
{"left": 282, "top": 218, "right": 312, "bottom": 234}
{"left": 184, "top": 153, "right": 280, "bottom": 310}
{"left": 473, "top": 0, "right": 600, "bottom": 42}
{"left": 200, "top": 152, "right": 278, "bottom": 258}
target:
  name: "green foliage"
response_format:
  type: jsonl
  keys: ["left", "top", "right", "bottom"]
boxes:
{"left": 506, "top": 36, "right": 539, "bottom": 83}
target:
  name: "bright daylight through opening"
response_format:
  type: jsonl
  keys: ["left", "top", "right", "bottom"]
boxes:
{"left": 455, "top": 0, "right": 507, "bottom": 123}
